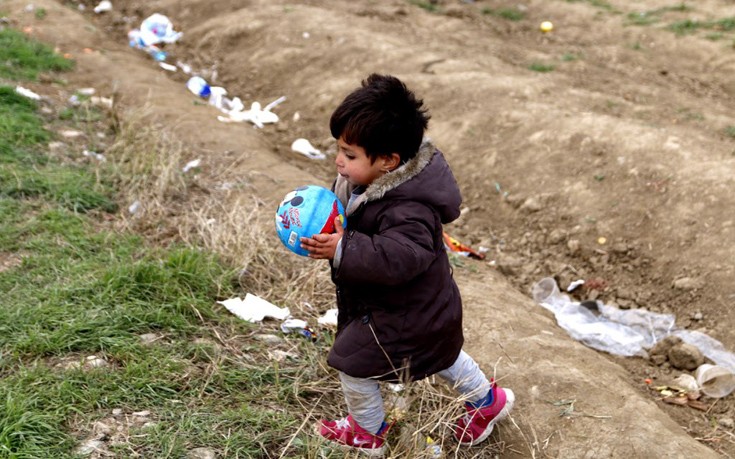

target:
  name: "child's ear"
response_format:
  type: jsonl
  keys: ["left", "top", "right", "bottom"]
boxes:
{"left": 382, "top": 153, "right": 401, "bottom": 172}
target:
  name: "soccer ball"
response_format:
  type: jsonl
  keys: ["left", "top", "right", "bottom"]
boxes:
{"left": 275, "top": 185, "right": 345, "bottom": 256}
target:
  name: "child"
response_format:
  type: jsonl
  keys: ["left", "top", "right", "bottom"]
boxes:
{"left": 300, "top": 74, "right": 514, "bottom": 456}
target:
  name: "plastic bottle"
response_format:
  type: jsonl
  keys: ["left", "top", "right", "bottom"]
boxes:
{"left": 186, "top": 76, "right": 211, "bottom": 98}
{"left": 146, "top": 47, "right": 167, "bottom": 62}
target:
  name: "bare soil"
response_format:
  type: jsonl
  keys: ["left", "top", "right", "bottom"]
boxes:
{"left": 7, "top": 0, "right": 735, "bottom": 456}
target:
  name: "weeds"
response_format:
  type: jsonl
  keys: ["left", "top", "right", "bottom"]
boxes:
{"left": 481, "top": 7, "right": 525, "bottom": 21}
{"left": 0, "top": 28, "right": 73, "bottom": 80}
{"left": 528, "top": 62, "right": 555, "bottom": 73}
{"left": 408, "top": 0, "right": 439, "bottom": 13}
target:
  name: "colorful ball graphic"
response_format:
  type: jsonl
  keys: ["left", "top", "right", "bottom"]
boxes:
{"left": 275, "top": 185, "right": 346, "bottom": 256}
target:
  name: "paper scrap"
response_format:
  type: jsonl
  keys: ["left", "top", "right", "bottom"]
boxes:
{"left": 217, "top": 293, "right": 290, "bottom": 323}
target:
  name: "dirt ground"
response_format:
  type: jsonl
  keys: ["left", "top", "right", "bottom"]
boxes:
{"left": 6, "top": 0, "right": 735, "bottom": 456}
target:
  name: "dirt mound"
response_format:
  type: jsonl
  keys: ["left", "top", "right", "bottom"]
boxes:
{"left": 8, "top": 0, "right": 735, "bottom": 455}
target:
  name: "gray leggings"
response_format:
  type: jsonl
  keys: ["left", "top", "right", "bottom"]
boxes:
{"left": 339, "top": 350, "right": 491, "bottom": 433}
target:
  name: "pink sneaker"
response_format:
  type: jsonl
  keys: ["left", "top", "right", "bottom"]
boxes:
{"left": 455, "top": 380, "right": 515, "bottom": 446}
{"left": 318, "top": 414, "right": 388, "bottom": 456}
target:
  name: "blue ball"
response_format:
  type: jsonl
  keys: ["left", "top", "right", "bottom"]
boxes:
{"left": 275, "top": 185, "right": 346, "bottom": 256}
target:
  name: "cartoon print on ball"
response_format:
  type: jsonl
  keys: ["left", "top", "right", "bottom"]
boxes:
{"left": 275, "top": 185, "right": 346, "bottom": 256}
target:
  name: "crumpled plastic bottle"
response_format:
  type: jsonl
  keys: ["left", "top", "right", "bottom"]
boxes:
{"left": 186, "top": 76, "right": 211, "bottom": 98}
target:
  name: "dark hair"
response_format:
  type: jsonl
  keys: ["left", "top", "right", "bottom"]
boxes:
{"left": 330, "top": 74, "right": 430, "bottom": 164}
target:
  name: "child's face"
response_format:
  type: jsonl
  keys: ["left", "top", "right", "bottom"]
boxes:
{"left": 335, "top": 137, "right": 389, "bottom": 186}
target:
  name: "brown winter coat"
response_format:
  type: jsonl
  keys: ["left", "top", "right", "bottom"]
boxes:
{"left": 327, "top": 140, "right": 464, "bottom": 382}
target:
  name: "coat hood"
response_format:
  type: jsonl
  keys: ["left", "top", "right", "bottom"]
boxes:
{"left": 334, "top": 140, "right": 462, "bottom": 224}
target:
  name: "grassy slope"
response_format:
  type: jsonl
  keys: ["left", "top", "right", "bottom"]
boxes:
{"left": 0, "top": 28, "right": 306, "bottom": 458}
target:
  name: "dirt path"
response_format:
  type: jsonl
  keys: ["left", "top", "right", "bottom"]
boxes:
{"left": 7, "top": 0, "right": 735, "bottom": 455}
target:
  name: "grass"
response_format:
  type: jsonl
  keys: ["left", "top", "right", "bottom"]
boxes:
{"left": 0, "top": 28, "right": 73, "bottom": 81}
{"left": 0, "top": 26, "right": 516, "bottom": 458}
{"left": 481, "top": 7, "right": 525, "bottom": 21}
{"left": 528, "top": 62, "right": 555, "bottom": 73}
{"left": 626, "top": 4, "right": 690, "bottom": 26}
{"left": 408, "top": 0, "right": 439, "bottom": 13}
{"left": 725, "top": 126, "right": 735, "bottom": 138}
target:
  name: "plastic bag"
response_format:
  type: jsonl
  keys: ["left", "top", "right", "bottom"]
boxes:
{"left": 532, "top": 277, "right": 674, "bottom": 357}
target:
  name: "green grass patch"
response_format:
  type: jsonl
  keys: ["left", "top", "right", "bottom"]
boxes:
{"left": 408, "top": 0, "right": 439, "bottom": 13}
{"left": 481, "top": 7, "right": 525, "bottom": 21}
{"left": 0, "top": 85, "right": 117, "bottom": 212}
{"left": 667, "top": 16, "right": 735, "bottom": 35}
{"left": 528, "top": 62, "right": 555, "bottom": 73}
{"left": 626, "top": 4, "right": 690, "bottom": 26}
{"left": 0, "top": 28, "right": 73, "bottom": 81}
{"left": 725, "top": 126, "right": 735, "bottom": 138}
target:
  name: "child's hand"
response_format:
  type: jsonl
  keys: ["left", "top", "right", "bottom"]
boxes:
{"left": 300, "top": 216, "right": 344, "bottom": 260}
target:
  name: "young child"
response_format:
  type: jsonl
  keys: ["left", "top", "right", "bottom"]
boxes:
{"left": 300, "top": 74, "right": 514, "bottom": 456}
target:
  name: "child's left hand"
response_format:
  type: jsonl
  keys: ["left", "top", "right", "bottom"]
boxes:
{"left": 300, "top": 217, "right": 344, "bottom": 260}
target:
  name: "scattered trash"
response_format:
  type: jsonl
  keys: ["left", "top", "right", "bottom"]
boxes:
{"left": 60, "top": 130, "right": 84, "bottom": 138}
{"left": 77, "top": 88, "right": 96, "bottom": 96}
{"left": 540, "top": 21, "right": 554, "bottom": 33}
{"left": 443, "top": 232, "right": 485, "bottom": 260}
{"left": 93, "top": 0, "right": 112, "bottom": 14}
{"left": 281, "top": 318, "right": 317, "bottom": 340}
{"left": 532, "top": 277, "right": 674, "bottom": 356}
{"left": 182, "top": 159, "right": 201, "bottom": 173}
{"left": 217, "top": 294, "right": 290, "bottom": 323}
{"left": 15, "top": 86, "right": 41, "bottom": 100}
{"left": 425, "top": 436, "right": 442, "bottom": 458}
{"left": 128, "top": 200, "right": 141, "bottom": 215}
{"left": 186, "top": 76, "right": 211, "bottom": 98}
{"left": 291, "top": 138, "right": 325, "bottom": 160}
{"left": 695, "top": 364, "right": 735, "bottom": 398}
{"left": 138, "top": 13, "right": 182, "bottom": 45}
{"left": 159, "top": 62, "right": 177, "bottom": 72}
{"left": 317, "top": 308, "right": 338, "bottom": 326}
{"left": 533, "top": 277, "right": 735, "bottom": 370}
{"left": 567, "top": 279, "right": 585, "bottom": 292}
{"left": 217, "top": 97, "right": 285, "bottom": 128}
{"left": 82, "top": 150, "right": 106, "bottom": 162}
{"left": 127, "top": 14, "right": 182, "bottom": 62}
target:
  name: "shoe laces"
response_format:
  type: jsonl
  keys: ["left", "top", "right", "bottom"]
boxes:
{"left": 335, "top": 417, "right": 351, "bottom": 430}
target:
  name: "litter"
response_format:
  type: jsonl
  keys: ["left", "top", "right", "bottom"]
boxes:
{"left": 15, "top": 86, "right": 41, "bottom": 100}
{"left": 217, "top": 97, "right": 284, "bottom": 128}
{"left": 217, "top": 293, "right": 290, "bottom": 323}
{"left": 82, "top": 150, "right": 106, "bottom": 162}
{"left": 443, "top": 232, "right": 485, "bottom": 260}
{"left": 93, "top": 0, "right": 112, "bottom": 13}
{"left": 128, "top": 200, "right": 141, "bottom": 214}
{"left": 127, "top": 14, "right": 182, "bottom": 62}
{"left": 281, "top": 318, "right": 317, "bottom": 340}
{"left": 77, "top": 88, "right": 96, "bottom": 96}
{"left": 533, "top": 277, "right": 735, "bottom": 374}
{"left": 567, "top": 279, "right": 585, "bottom": 292}
{"left": 182, "top": 159, "right": 200, "bottom": 173}
{"left": 159, "top": 62, "right": 177, "bottom": 72}
{"left": 186, "top": 76, "right": 211, "bottom": 98}
{"left": 695, "top": 364, "right": 735, "bottom": 398}
{"left": 291, "top": 138, "right": 325, "bottom": 160}
{"left": 317, "top": 308, "right": 338, "bottom": 326}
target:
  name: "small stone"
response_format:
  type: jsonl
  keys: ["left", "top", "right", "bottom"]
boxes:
{"left": 672, "top": 277, "right": 704, "bottom": 290}
{"left": 650, "top": 335, "right": 682, "bottom": 356}
{"left": 548, "top": 229, "right": 567, "bottom": 244}
{"left": 253, "top": 334, "right": 283, "bottom": 345}
{"left": 520, "top": 196, "right": 543, "bottom": 213}
{"left": 496, "top": 254, "right": 524, "bottom": 276}
{"left": 112, "top": 408, "right": 123, "bottom": 416}
{"left": 693, "top": 312, "right": 703, "bottom": 321}
{"left": 74, "top": 439, "right": 106, "bottom": 456}
{"left": 718, "top": 418, "right": 734, "bottom": 429}
{"left": 132, "top": 410, "right": 151, "bottom": 417}
{"left": 567, "top": 239, "right": 581, "bottom": 254}
{"left": 650, "top": 354, "right": 667, "bottom": 366}
{"left": 668, "top": 343, "right": 705, "bottom": 371}
{"left": 187, "top": 447, "right": 217, "bottom": 459}
{"left": 84, "top": 357, "right": 108, "bottom": 369}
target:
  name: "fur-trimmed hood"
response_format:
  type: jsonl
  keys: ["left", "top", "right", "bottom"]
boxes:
{"left": 333, "top": 140, "right": 462, "bottom": 224}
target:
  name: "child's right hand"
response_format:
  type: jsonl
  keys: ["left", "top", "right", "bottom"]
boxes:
{"left": 300, "top": 216, "right": 344, "bottom": 260}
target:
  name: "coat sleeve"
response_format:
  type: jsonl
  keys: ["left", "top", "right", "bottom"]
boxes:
{"left": 335, "top": 201, "right": 437, "bottom": 285}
